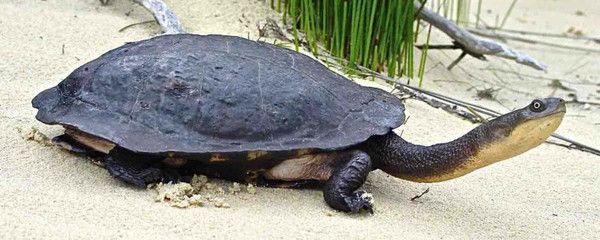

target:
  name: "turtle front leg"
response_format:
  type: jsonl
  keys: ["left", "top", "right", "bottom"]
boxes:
{"left": 324, "top": 150, "right": 373, "bottom": 213}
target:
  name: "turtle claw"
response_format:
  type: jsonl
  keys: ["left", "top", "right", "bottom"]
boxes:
{"left": 345, "top": 191, "right": 374, "bottom": 214}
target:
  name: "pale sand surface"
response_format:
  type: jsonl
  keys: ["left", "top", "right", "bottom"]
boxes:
{"left": 0, "top": 0, "right": 599, "bottom": 239}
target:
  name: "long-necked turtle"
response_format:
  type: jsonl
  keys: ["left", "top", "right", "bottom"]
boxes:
{"left": 32, "top": 34, "right": 565, "bottom": 213}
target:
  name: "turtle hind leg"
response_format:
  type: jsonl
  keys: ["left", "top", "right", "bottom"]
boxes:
{"left": 324, "top": 150, "right": 373, "bottom": 213}
{"left": 105, "top": 148, "right": 178, "bottom": 187}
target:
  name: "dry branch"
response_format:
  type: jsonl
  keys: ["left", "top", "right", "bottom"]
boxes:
{"left": 467, "top": 28, "right": 600, "bottom": 54}
{"left": 414, "top": 1, "right": 547, "bottom": 71}
{"left": 133, "top": 0, "right": 185, "bottom": 34}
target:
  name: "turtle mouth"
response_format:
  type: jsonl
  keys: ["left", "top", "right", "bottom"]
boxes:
{"left": 544, "top": 100, "right": 566, "bottom": 116}
{"left": 524, "top": 109, "right": 565, "bottom": 124}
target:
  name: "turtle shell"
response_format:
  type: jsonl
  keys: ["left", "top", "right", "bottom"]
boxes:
{"left": 32, "top": 34, "right": 405, "bottom": 154}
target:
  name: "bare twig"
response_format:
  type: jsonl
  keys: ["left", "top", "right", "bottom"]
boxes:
{"left": 447, "top": 51, "right": 468, "bottom": 70}
{"left": 133, "top": 0, "right": 185, "bottom": 34}
{"left": 467, "top": 28, "right": 600, "bottom": 53}
{"left": 411, "top": 188, "right": 430, "bottom": 201}
{"left": 547, "top": 134, "right": 600, "bottom": 156}
{"left": 545, "top": 141, "right": 600, "bottom": 155}
{"left": 479, "top": 67, "right": 594, "bottom": 86}
{"left": 414, "top": 1, "right": 547, "bottom": 71}
{"left": 118, "top": 20, "right": 156, "bottom": 33}
{"left": 566, "top": 100, "right": 600, "bottom": 106}
{"left": 481, "top": 26, "right": 600, "bottom": 42}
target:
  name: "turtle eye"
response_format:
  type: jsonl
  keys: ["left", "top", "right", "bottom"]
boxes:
{"left": 529, "top": 100, "right": 546, "bottom": 112}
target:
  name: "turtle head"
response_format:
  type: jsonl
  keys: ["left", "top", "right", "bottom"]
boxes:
{"left": 478, "top": 97, "right": 566, "bottom": 161}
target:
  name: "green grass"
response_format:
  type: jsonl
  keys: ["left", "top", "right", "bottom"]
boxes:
{"left": 274, "top": 0, "right": 418, "bottom": 79}
{"left": 431, "top": 0, "right": 516, "bottom": 29}
{"left": 417, "top": 24, "right": 432, "bottom": 87}
{"left": 270, "top": 0, "right": 483, "bottom": 83}
{"left": 429, "top": 0, "right": 470, "bottom": 25}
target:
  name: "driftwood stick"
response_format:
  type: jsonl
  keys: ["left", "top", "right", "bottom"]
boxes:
{"left": 414, "top": 1, "right": 547, "bottom": 71}
{"left": 133, "top": 0, "right": 185, "bottom": 34}
{"left": 482, "top": 26, "right": 600, "bottom": 42}
{"left": 467, "top": 28, "right": 600, "bottom": 53}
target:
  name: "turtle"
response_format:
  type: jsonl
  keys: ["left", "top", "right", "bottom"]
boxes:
{"left": 32, "top": 34, "right": 566, "bottom": 213}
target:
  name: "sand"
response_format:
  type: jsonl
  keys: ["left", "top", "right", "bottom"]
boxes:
{"left": 1, "top": 0, "right": 598, "bottom": 239}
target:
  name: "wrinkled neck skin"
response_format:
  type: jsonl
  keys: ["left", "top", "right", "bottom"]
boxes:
{"left": 362, "top": 131, "right": 482, "bottom": 182}
{"left": 360, "top": 109, "right": 563, "bottom": 182}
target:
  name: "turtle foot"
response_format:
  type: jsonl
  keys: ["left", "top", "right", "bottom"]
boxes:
{"left": 344, "top": 190, "right": 374, "bottom": 214}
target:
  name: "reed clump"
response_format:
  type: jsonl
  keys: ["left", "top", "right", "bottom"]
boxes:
{"left": 274, "top": 0, "right": 417, "bottom": 78}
